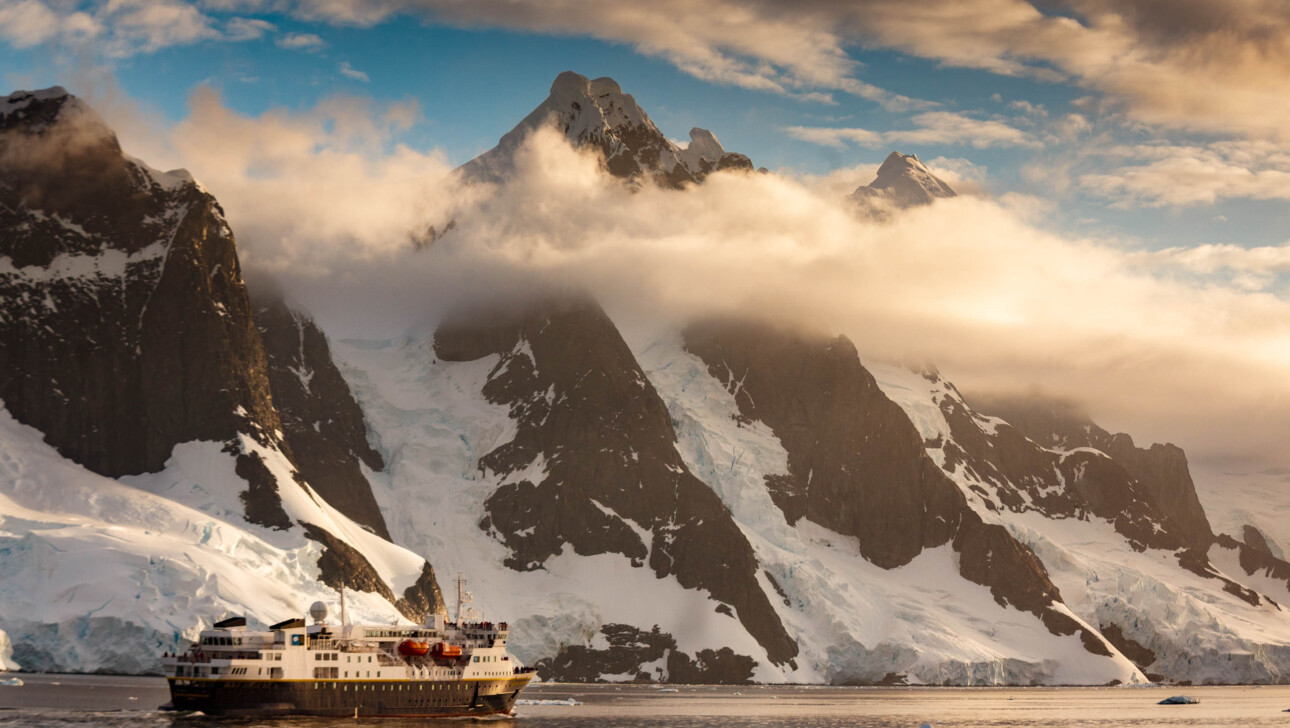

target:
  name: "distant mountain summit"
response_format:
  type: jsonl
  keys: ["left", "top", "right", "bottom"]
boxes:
{"left": 851, "top": 151, "right": 955, "bottom": 219}
{"left": 460, "top": 71, "right": 752, "bottom": 188}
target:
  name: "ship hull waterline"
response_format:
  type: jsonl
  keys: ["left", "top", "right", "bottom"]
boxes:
{"left": 167, "top": 676, "right": 530, "bottom": 717}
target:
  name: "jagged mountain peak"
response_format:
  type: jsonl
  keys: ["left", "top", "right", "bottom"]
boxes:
{"left": 2, "top": 86, "right": 75, "bottom": 115}
{"left": 460, "top": 71, "right": 753, "bottom": 188}
{"left": 550, "top": 70, "right": 623, "bottom": 98}
{"left": 1, "top": 86, "right": 111, "bottom": 141}
{"left": 851, "top": 150, "right": 956, "bottom": 218}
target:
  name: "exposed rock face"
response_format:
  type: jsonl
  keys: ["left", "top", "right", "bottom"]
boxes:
{"left": 253, "top": 288, "right": 390, "bottom": 539}
{"left": 897, "top": 376, "right": 1189, "bottom": 552}
{"left": 1099, "top": 623, "right": 1157, "bottom": 670}
{"left": 683, "top": 319, "right": 958, "bottom": 568}
{"left": 435, "top": 297, "right": 797, "bottom": 666}
{"left": 969, "top": 393, "right": 1213, "bottom": 551}
{"left": 534, "top": 624, "right": 755, "bottom": 684}
{"left": 850, "top": 151, "right": 955, "bottom": 219}
{"left": 460, "top": 71, "right": 753, "bottom": 188}
{"left": 681, "top": 319, "right": 1112, "bottom": 656}
{"left": 0, "top": 88, "right": 279, "bottom": 477}
{"left": 301, "top": 523, "right": 446, "bottom": 622}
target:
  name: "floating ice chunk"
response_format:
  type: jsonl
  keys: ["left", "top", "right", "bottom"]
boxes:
{"left": 1158, "top": 695, "right": 1199, "bottom": 705}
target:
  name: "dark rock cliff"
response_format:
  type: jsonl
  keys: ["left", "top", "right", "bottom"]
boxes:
{"left": 968, "top": 393, "right": 1213, "bottom": 551}
{"left": 0, "top": 89, "right": 279, "bottom": 478}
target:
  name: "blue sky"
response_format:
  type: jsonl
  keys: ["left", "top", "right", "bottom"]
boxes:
{"left": 3, "top": 1, "right": 1288, "bottom": 253}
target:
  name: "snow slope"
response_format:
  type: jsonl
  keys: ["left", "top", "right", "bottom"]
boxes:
{"left": 0, "top": 404, "right": 423, "bottom": 673}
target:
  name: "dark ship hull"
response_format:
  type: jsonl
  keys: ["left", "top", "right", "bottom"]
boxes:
{"left": 167, "top": 675, "right": 530, "bottom": 717}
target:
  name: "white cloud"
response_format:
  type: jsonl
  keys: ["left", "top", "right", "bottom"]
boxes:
{"left": 98, "top": 0, "right": 220, "bottom": 55}
{"left": 276, "top": 30, "right": 324, "bottom": 49}
{"left": 1080, "top": 142, "right": 1290, "bottom": 207}
{"left": 787, "top": 111, "right": 1038, "bottom": 150}
{"left": 159, "top": 86, "right": 453, "bottom": 274}
{"left": 225, "top": 16, "right": 274, "bottom": 41}
{"left": 338, "top": 60, "right": 368, "bottom": 82}
{"left": 0, "top": 0, "right": 99, "bottom": 47}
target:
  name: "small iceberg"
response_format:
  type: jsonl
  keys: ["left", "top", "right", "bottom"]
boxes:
{"left": 1158, "top": 695, "right": 1199, "bottom": 705}
{"left": 515, "top": 698, "right": 582, "bottom": 706}
{"left": 0, "top": 677, "right": 22, "bottom": 687}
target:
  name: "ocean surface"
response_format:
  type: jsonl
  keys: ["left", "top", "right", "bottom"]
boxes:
{"left": 2, "top": 674, "right": 1289, "bottom": 727}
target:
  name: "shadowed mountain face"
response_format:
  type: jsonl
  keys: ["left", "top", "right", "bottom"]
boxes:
{"left": 680, "top": 319, "right": 1115, "bottom": 658}
{"left": 967, "top": 393, "right": 1213, "bottom": 551}
{"left": 460, "top": 71, "right": 753, "bottom": 188}
{"left": 435, "top": 296, "right": 798, "bottom": 667}
{"left": 253, "top": 288, "right": 391, "bottom": 540}
{"left": 683, "top": 320, "right": 958, "bottom": 568}
{"left": 0, "top": 88, "right": 280, "bottom": 477}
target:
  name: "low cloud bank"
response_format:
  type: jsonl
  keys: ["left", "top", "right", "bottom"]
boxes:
{"left": 115, "top": 91, "right": 1290, "bottom": 476}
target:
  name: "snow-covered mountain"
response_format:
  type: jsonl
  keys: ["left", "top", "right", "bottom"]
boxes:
{"left": 3, "top": 78, "right": 1290, "bottom": 685}
{"left": 460, "top": 71, "right": 753, "bottom": 188}
{"left": 0, "top": 88, "right": 444, "bottom": 673}
{"left": 850, "top": 151, "right": 956, "bottom": 220}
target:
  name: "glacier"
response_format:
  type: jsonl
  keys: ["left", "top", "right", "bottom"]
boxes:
{"left": 0, "top": 404, "right": 424, "bottom": 674}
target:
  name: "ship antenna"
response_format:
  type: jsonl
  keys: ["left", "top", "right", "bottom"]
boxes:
{"left": 455, "top": 572, "right": 463, "bottom": 624}
{"left": 340, "top": 565, "right": 348, "bottom": 626}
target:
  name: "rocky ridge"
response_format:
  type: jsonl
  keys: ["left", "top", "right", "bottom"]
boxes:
{"left": 460, "top": 71, "right": 753, "bottom": 188}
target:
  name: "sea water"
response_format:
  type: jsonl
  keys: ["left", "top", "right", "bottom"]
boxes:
{"left": 2, "top": 674, "right": 1289, "bottom": 727}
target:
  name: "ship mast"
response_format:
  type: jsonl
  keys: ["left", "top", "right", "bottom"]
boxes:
{"left": 339, "top": 565, "right": 348, "bottom": 626}
{"left": 454, "top": 572, "right": 473, "bottom": 624}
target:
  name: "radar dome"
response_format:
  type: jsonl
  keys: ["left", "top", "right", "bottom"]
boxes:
{"left": 309, "top": 601, "right": 329, "bottom": 624}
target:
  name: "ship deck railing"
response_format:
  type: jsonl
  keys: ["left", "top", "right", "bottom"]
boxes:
{"left": 174, "top": 651, "right": 263, "bottom": 663}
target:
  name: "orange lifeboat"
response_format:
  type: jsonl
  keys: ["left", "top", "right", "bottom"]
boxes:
{"left": 398, "top": 640, "right": 430, "bottom": 657}
{"left": 431, "top": 642, "right": 462, "bottom": 659}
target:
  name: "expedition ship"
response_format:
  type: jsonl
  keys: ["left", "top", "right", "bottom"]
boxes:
{"left": 161, "top": 576, "right": 535, "bottom": 717}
